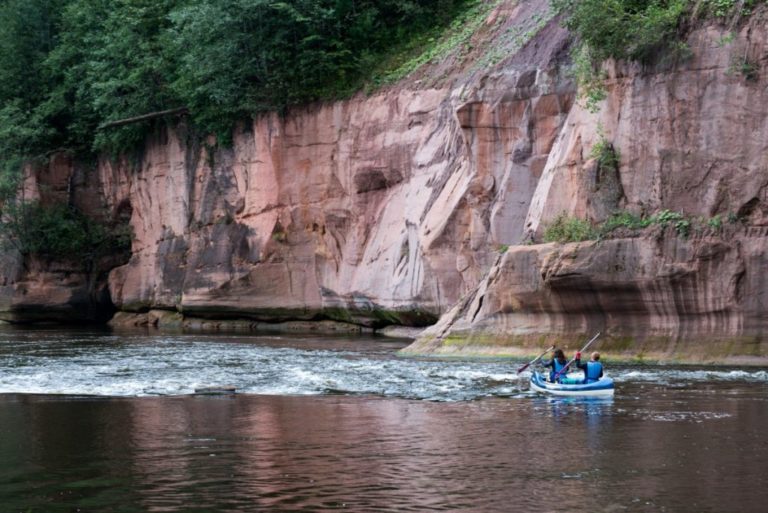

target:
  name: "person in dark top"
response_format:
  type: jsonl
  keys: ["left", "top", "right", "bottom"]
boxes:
{"left": 574, "top": 351, "right": 604, "bottom": 383}
{"left": 540, "top": 348, "right": 569, "bottom": 382}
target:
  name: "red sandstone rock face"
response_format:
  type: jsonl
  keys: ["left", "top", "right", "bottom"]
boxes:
{"left": 413, "top": 11, "right": 768, "bottom": 358}
{"left": 527, "top": 20, "right": 768, "bottom": 233}
{"left": 0, "top": 0, "right": 571, "bottom": 326}
{"left": 2, "top": 2, "right": 768, "bottom": 360}
{"left": 410, "top": 231, "right": 766, "bottom": 358}
{"left": 99, "top": 71, "right": 572, "bottom": 326}
{"left": 76, "top": 1, "right": 573, "bottom": 328}
{"left": 0, "top": 154, "right": 120, "bottom": 323}
{"left": 97, "top": 91, "right": 462, "bottom": 324}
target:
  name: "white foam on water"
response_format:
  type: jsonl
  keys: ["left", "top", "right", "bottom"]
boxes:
{"left": 1, "top": 333, "right": 766, "bottom": 400}
{"left": 616, "top": 368, "right": 768, "bottom": 384}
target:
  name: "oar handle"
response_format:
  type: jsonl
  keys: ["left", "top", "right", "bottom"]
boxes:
{"left": 516, "top": 345, "right": 555, "bottom": 374}
{"left": 553, "top": 332, "right": 601, "bottom": 380}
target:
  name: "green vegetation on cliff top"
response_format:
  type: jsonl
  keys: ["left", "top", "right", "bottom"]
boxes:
{"left": 0, "top": 0, "right": 763, "bottom": 258}
{"left": 0, "top": 0, "right": 479, "bottom": 258}
{"left": 3, "top": 0, "right": 758, "bottom": 171}
{"left": 0, "top": 0, "right": 476, "bottom": 166}
{"left": 556, "top": 0, "right": 763, "bottom": 63}
{"left": 555, "top": 0, "right": 765, "bottom": 111}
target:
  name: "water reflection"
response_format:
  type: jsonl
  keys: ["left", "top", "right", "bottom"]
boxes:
{"left": 1, "top": 329, "right": 768, "bottom": 512}
{"left": 1, "top": 381, "right": 767, "bottom": 512}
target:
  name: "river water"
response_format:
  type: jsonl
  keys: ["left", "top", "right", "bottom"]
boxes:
{"left": 0, "top": 328, "right": 767, "bottom": 512}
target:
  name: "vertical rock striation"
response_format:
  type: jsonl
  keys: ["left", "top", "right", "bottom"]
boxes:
{"left": 51, "top": 0, "right": 570, "bottom": 330}
{"left": 410, "top": 9, "right": 768, "bottom": 361}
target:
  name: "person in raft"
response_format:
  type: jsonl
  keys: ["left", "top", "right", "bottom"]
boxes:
{"left": 574, "top": 351, "right": 604, "bottom": 384}
{"left": 540, "top": 348, "right": 569, "bottom": 382}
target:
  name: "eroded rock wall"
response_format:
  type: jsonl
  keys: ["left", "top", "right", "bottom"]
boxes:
{"left": 0, "top": 153, "right": 122, "bottom": 323}
{"left": 3, "top": 1, "right": 768, "bottom": 362}
{"left": 71, "top": 1, "right": 571, "bottom": 329}
{"left": 0, "top": 0, "right": 569, "bottom": 327}
{"left": 527, "top": 20, "right": 768, "bottom": 233}
{"left": 411, "top": 8, "right": 768, "bottom": 361}
{"left": 103, "top": 89, "right": 467, "bottom": 325}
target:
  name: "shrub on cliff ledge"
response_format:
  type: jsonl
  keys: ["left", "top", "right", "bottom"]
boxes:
{"left": 598, "top": 209, "right": 708, "bottom": 239}
{"left": 543, "top": 214, "right": 597, "bottom": 243}
{"left": 590, "top": 127, "right": 621, "bottom": 168}
{"left": 553, "top": 0, "right": 687, "bottom": 62}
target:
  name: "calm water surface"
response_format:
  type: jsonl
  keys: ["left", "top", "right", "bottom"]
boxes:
{"left": 1, "top": 327, "right": 767, "bottom": 512}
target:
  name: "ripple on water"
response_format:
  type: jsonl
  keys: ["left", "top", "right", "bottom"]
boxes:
{"left": 630, "top": 409, "right": 733, "bottom": 422}
{"left": 0, "top": 332, "right": 766, "bottom": 400}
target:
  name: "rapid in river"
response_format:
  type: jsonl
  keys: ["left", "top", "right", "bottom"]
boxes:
{"left": 1, "top": 327, "right": 766, "bottom": 512}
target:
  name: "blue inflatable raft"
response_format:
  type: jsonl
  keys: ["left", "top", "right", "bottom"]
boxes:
{"left": 530, "top": 371, "right": 615, "bottom": 397}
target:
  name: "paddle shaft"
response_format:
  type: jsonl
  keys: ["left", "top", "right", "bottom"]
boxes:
{"left": 553, "top": 332, "right": 601, "bottom": 381}
{"left": 516, "top": 345, "right": 555, "bottom": 374}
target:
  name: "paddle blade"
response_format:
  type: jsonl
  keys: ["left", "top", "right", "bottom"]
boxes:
{"left": 516, "top": 345, "right": 555, "bottom": 374}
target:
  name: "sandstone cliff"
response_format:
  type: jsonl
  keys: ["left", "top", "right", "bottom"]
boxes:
{"left": 2, "top": 1, "right": 767, "bottom": 362}
{"left": 407, "top": 5, "right": 768, "bottom": 363}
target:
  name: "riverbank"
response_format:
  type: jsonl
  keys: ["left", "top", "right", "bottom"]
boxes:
{"left": 86, "top": 315, "right": 768, "bottom": 366}
{"left": 400, "top": 330, "right": 768, "bottom": 366}
{"left": 12, "top": 307, "right": 761, "bottom": 366}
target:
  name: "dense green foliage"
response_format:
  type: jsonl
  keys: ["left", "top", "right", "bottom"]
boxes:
{"left": 0, "top": 200, "right": 132, "bottom": 260}
{"left": 553, "top": 0, "right": 687, "bottom": 62}
{"left": 0, "top": 0, "right": 474, "bottom": 257}
{"left": 555, "top": 0, "right": 765, "bottom": 64}
{"left": 701, "top": 0, "right": 765, "bottom": 18}
{"left": 0, "top": 0, "right": 474, "bottom": 162}
{"left": 167, "top": 0, "right": 471, "bottom": 137}
{"left": 0, "top": 1, "right": 64, "bottom": 180}
{"left": 47, "top": 0, "right": 180, "bottom": 153}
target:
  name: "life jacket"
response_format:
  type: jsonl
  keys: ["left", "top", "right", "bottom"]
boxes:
{"left": 585, "top": 361, "right": 603, "bottom": 383}
{"left": 549, "top": 359, "right": 568, "bottom": 382}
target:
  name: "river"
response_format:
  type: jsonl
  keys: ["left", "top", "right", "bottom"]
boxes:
{"left": 0, "top": 327, "right": 766, "bottom": 512}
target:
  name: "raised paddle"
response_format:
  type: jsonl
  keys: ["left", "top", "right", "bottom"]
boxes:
{"left": 517, "top": 345, "right": 555, "bottom": 374}
{"left": 553, "top": 332, "right": 601, "bottom": 381}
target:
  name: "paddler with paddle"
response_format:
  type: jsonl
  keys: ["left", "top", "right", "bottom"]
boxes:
{"left": 515, "top": 345, "right": 571, "bottom": 382}
{"left": 516, "top": 332, "right": 604, "bottom": 384}
{"left": 553, "top": 332, "right": 602, "bottom": 385}
{"left": 539, "top": 348, "right": 570, "bottom": 383}
{"left": 524, "top": 333, "right": 614, "bottom": 395}
{"left": 573, "top": 351, "right": 604, "bottom": 384}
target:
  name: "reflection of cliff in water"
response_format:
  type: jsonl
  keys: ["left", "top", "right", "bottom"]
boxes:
{"left": 2, "top": 378, "right": 767, "bottom": 512}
